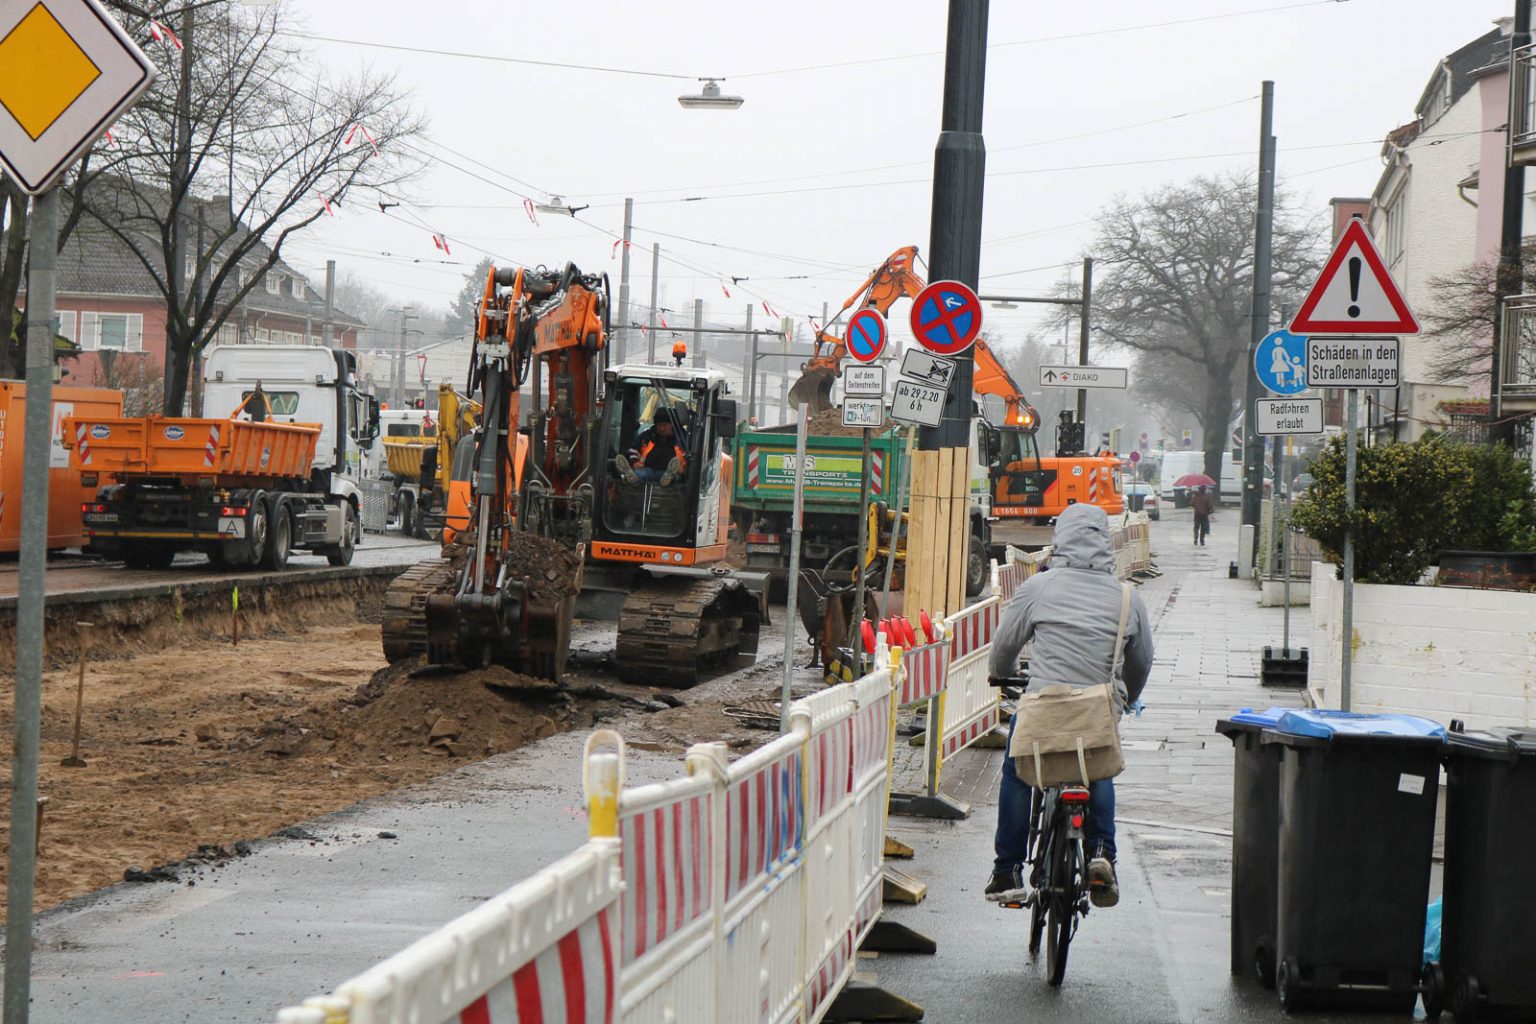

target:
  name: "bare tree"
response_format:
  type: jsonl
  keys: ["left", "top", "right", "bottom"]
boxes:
{"left": 90, "top": 351, "right": 164, "bottom": 416}
{"left": 1421, "top": 242, "right": 1536, "bottom": 387}
{"left": 1073, "top": 172, "right": 1322, "bottom": 481}
{"left": 65, "top": 1, "right": 426, "bottom": 412}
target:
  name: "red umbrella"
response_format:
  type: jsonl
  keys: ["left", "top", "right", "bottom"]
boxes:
{"left": 1173, "top": 473, "right": 1217, "bottom": 488}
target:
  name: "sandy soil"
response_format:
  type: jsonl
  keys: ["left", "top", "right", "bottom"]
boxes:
{"left": 0, "top": 624, "right": 601, "bottom": 913}
{"left": 0, "top": 607, "right": 793, "bottom": 913}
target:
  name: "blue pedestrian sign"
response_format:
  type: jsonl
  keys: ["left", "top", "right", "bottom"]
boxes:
{"left": 845, "top": 308, "right": 888, "bottom": 363}
{"left": 1255, "top": 329, "right": 1308, "bottom": 395}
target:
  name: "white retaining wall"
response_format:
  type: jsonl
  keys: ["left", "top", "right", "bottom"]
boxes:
{"left": 1310, "top": 561, "right": 1536, "bottom": 728}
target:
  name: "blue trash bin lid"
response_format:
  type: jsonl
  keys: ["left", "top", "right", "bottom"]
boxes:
{"left": 1447, "top": 727, "right": 1536, "bottom": 761}
{"left": 1216, "top": 707, "right": 1291, "bottom": 737}
{"left": 1272, "top": 709, "right": 1447, "bottom": 743}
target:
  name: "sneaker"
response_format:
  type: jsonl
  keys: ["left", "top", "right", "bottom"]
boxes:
{"left": 613, "top": 454, "right": 638, "bottom": 484}
{"left": 1087, "top": 853, "right": 1119, "bottom": 908}
{"left": 984, "top": 865, "right": 1028, "bottom": 903}
{"left": 659, "top": 456, "right": 683, "bottom": 487}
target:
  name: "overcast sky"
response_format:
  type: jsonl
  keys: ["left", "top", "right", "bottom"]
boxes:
{"left": 278, "top": 0, "right": 1513, "bottom": 350}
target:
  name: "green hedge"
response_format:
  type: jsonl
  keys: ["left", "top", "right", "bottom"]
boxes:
{"left": 1290, "top": 436, "right": 1536, "bottom": 585}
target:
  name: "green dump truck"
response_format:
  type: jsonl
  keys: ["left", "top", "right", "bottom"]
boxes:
{"left": 730, "top": 421, "right": 991, "bottom": 598}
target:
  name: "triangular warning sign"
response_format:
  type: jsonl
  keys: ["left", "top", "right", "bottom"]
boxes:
{"left": 1290, "top": 219, "right": 1418, "bottom": 336}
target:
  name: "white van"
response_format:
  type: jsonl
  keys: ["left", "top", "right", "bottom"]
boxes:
{"left": 1158, "top": 450, "right": 1205, "bottom": 507}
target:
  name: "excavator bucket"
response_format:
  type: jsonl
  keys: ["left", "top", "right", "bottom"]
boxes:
{"left": 788, "top": 365, "right": 836, "bottom": 414}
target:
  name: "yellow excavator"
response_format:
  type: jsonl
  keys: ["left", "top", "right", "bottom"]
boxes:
{"left": 381, "top": 384, "right": 482, "bottom": 539}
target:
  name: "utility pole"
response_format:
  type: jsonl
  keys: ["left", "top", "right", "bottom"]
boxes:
{"left": 1076, "top": 257, "right": 1093, "bottom": 424}
{"left": 647, "top": 243, "right": 660, "bottom": 364}
{"left": 743, "top": 303, "right": 756, "bottom": 421}
{"left": 907, "top": 0, "right": 988, "bottom": 621}
{"left": 615, "top": 198, "right": 634, "bottom": 362}
{"left": 693, "top": 298, "right": 705, "bottom": 368}
{"left": 1242, "top": 81, "right": 1277, "bottom": 542}
{"left": 322, "top": 259, "right": 336, "bottom": 348}
{"left": 1492, "top": 2, "right": 1532, "bottom": 433}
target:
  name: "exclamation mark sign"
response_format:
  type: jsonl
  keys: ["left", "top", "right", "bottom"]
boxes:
{"left": 1347, "top": 256, "right": 1362, "bottom": 319}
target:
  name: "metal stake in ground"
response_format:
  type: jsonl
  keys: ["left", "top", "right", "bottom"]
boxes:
{"left": 62, "top": 623, "right": 93, "bottom": 768}
{"left": 1341, "top": 388, "right": 1358, "bottom": 711}
{"left": 780, "top": 405, "right": 810, "bottom": 731}
{"left": 846, "top": 425, "right": 874, "bottom": 677}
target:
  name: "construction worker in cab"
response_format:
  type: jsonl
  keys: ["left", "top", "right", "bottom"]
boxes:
{"left": 615, "top": 408, "right": 688, "bottom": 486}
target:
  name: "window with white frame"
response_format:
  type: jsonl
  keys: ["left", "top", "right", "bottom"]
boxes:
{"left": 291, "top": 276, "right": 305, "bottom": 299}
{"left": 80, "top": 312, "right": 144, "bottom": 352}
{"left": 55, "top": 310, "right": 77, "bottom": 344}
{"left": 1385, "top": 195, "right": 1407, "bottom": 267}
{"left": 1421, "top": 69, "right": 1449, "bottom": 128}
{"left": 265, "top": 272, "right": 281, "bottom": 295}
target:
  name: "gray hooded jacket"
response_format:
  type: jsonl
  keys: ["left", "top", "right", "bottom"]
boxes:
{"left": 988, "top": 504, "right": 1153, "bottom": 708}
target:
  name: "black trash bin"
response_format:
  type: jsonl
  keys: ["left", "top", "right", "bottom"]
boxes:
{"left": 1264, "top": 710, "right": 1446, "bottom": 1014}
{"left": 1427, "top": 726, "right": 1536, "bottom": 1023}
{"left": 1215, "top": 707, "right": 1290, "bottom": 988}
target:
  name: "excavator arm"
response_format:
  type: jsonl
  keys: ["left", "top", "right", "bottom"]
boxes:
{"left": 789, "top": 245, "right": 925, "bottom": 412}
{"left": 971, "top": 338, "right": 1039, "bottom": 432}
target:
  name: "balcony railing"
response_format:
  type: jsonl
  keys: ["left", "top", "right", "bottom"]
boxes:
{"left": 1511, "top": 43, "right": 1536, "bottom": 164}
{"left": 1501, "top": 293, "right": 1536, "bottom": 395}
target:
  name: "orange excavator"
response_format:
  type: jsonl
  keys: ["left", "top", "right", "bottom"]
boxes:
{"left": 383, "top": 262, "right": 765, "bottom": 685}
{"left": 785, "top": 247, "right": 1123, "bottom": 530}
{"left": 788, "top": 245, "right": 923, "bottom": 412}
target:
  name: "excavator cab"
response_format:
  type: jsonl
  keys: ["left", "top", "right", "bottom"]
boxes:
{"left": 593, "top": 366, "right": 731, "bottom": 549}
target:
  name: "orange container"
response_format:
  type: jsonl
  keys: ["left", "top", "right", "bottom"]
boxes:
{"left": 61, "top": 415, "right": 320, "bottom": 484}
{"left": 0, "top": 381, "right": 124, "bottom": 553}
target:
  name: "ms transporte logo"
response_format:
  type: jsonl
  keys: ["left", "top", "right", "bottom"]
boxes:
{"left": 163, "top": 424, "right": 185, "bottom": 440}
{"left": 89, "top": 423, "right": 111, "bottom": 439}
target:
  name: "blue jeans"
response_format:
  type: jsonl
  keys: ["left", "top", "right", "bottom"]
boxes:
{"left": 633, "top": 467, "right": 664, "bottom": 484}
{"left": 994, "top": 713, "right": 1117, "bottom": 869}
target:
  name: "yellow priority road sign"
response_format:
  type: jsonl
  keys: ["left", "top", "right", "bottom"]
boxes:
{"left": 0, "top": 0, "right": 155, "bottom": 195}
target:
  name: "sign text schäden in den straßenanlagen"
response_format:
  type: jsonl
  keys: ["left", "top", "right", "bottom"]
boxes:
{"left": 1305, "top": 338, "right": 1399, "bottom": 388}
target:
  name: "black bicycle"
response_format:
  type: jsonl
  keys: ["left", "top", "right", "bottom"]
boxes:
{"left": 991, "top": 676, "right": 1093, "bottom": 987}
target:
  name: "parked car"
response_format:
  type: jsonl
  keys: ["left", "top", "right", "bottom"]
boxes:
{"left": 1123, "top": 480, "right": 1160, "bottom": 519}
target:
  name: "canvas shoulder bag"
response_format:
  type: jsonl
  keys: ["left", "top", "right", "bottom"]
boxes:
{"left": 1007, "top": 582, "right": 1131, "bottom": 788}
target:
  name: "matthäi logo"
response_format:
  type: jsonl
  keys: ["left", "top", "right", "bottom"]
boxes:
{"left": 90, "top": 424, "right": 111, "bottom": 439}
{"left": 163, "top": 424, "right": 185, "bottom": 441}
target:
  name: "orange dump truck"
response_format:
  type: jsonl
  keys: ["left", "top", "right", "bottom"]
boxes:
{"left": 0, "top": 381, "right": 124, "bottom": 554}
{"left": 62, "top": 344, "right": 379, "bottom": 570}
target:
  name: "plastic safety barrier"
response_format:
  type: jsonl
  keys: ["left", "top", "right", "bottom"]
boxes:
{"left": 276, "top": 642, "right": 911, "bottom": 1024}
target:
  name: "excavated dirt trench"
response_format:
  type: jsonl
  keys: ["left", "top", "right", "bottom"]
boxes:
{"left": 0, "top": 544, "right": 788, "bottom": 913}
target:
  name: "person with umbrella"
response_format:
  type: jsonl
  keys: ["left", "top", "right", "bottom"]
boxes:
{"left": 1190, "top": 484, "right": 1214, "bottom": 545}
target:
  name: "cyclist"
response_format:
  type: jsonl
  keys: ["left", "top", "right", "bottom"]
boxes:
{"left": 984, "top": 503, "right": 1154, "bottom": 909}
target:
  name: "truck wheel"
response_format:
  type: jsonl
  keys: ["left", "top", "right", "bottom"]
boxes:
{"left": 246, "top": 494, "right": 270, "bottom": 568}
{"left": 965, "top": 534, "right": 987, "bottom": 597}
{"left": 326, "top": 502, "right": 357, "bottom": 566}
{"left": 261, "top": 501, "right": 291, "bottom": 571}
{"left": 398, "top": 491, "right": 415, "bottom": 537}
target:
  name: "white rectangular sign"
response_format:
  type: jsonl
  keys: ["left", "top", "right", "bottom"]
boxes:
{"left": 1306, "top": 337, "right": 1399, "bottom": 389}
{"left": 1038, "top": 365, "right": 1128, "bottom": 390}
{"left": 841, "top": 397, "right": 884, "bottom": 429}
{"left": 843, "top": 364, "right": 886, "bottom": 397}
{"left": 899, "top": 349, "right": 957, "bottom": 389}
{"left": 890, "top": 379, "right": 945, "bottom": 427}
{"left": 1255, "top": 397, "right": 1324, "bottom": 436}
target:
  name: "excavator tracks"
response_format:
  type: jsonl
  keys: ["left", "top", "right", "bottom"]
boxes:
{"left": 615, "top": 574, "right": 764, "bottom": 687}
{"left": 381, "top": 557, "right": 461, "bottom": 664}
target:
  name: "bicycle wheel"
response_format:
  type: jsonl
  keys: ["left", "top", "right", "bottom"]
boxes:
{"left": 1045, "top": 831, "right": 1080, "bottom": 986}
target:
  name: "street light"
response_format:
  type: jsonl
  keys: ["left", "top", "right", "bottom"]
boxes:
{"left": 678, "top": 78, "right": 744, "bottom": 110}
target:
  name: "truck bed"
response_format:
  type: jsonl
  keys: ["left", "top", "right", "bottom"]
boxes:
{"left": 732, "top": 426, "right": 907, "bottom": 514}
{"left": 62, "top": 415, "right": 320, "bottom": 485}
